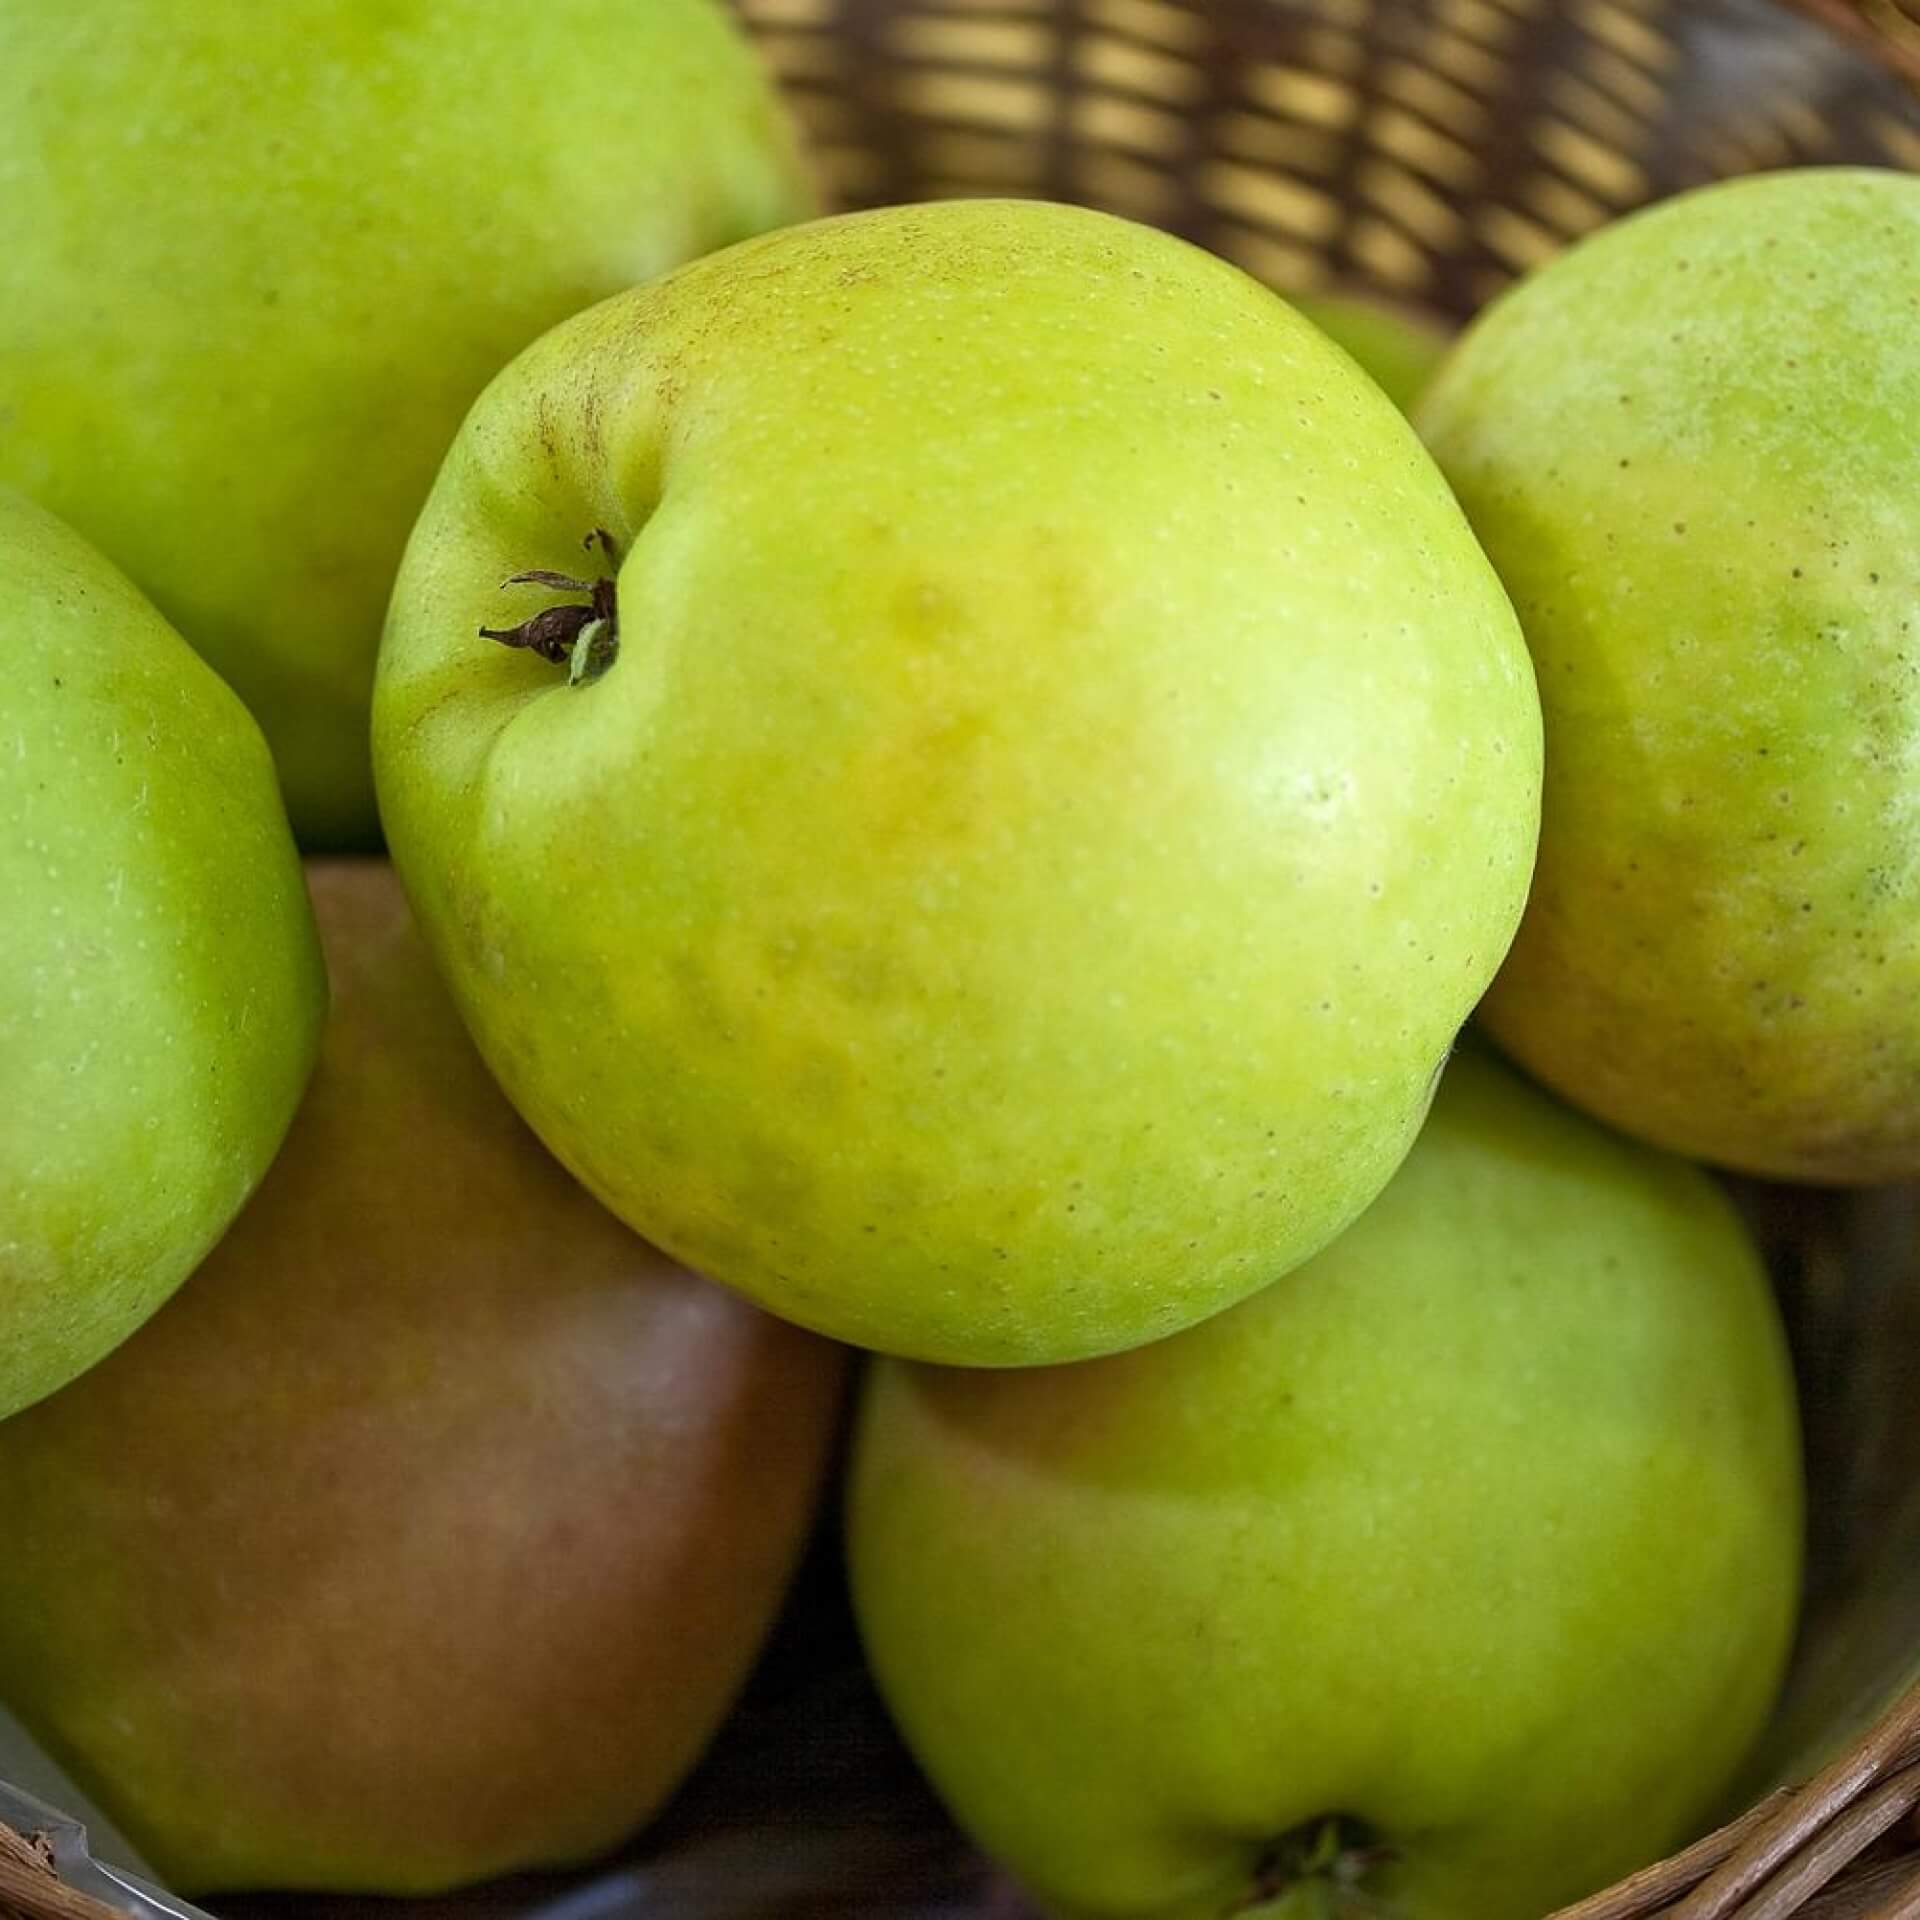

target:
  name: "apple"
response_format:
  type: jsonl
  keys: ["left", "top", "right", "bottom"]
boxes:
{"left": 1419, "top": 167, "right": 1920, "bottom": 1181}
{"left": 0, "top": 488, "right": 323, "bottom": 1421}
{"left": 0, "top": 861, "right": 846, "bottom": 1895}
{"left": 0, "top": 0, "right": 814, "bottom": 848}
{"left": 848, "top": 1046, "right": 1803, "bottom": 1920}
{"left": 373, "top": 197, "right": 1542, "bottom": 1367}
{"left": 1292, "top": 292, "right": 1450, "bottom": 413}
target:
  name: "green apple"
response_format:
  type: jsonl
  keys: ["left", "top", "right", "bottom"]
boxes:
{"left": 373, "top": 198, "right": 1541, "bottom": 1367}
{"left": 1292, "top": 293, "right": 1450, "bottom": 413}
{"left": 0, "top": 489, "right": 323, "bottom": 1421}
{"left": 0, "top": 0, "right": 813, "bottom": 848}
{"left": 848, "top": 1047, "right": 1803, "bottom": 1920}
{"left": 0, "top": 861, "right": 846, "bottom": 1894}
{"left": 1419, "top": 167, "right": 1920, "bottom": 1181}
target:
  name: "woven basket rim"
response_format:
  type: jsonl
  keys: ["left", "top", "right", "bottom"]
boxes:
{"left": 1551, "top": 1670, "right": 1920, "bottom": 1918}
{"left": 0, "top": 1819, "right": 131, "bottom": 1920}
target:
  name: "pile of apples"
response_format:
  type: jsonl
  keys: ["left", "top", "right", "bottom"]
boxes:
{"left": 4, "top": 2, "right": 1915, "bottom": 1915}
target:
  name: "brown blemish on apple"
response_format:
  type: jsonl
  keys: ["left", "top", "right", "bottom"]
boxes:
{"left": 533, "top": 391, "right": 560, "bottom": 473}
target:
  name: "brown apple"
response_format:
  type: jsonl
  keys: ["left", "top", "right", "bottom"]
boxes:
{"left": 0, "top": 861, "right": 846, "bottom": 1894}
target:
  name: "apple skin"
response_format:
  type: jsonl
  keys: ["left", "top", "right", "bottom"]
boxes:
{"left": 373, "top": 198, "right": 1541, "bottom": 1367}
{"left": 1419, "top": 167, "right": 1920, "bottom": 1181}
{"left": 0, "top": 0, "right": 813, "bottom": 848}
{"left": 0, "top": 489, "right": 324, "bottom": 1420}
{"left": 1292, "top": 294, "right": 1450, "bottom": 413}
{"left": 848, "top": 1047, "right": 1803, "bottom": 1920}
{"left": 0, "top": 861, "right": 847, "bottom": 1895}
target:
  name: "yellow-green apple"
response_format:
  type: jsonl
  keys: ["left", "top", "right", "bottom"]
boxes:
{"left": 0, "top": 489, "right": 322, "bottom": 1420}
{"left": 1293, "top": 293, "right": 1450, "bottom": 412}
{"left": 0, "top": 861, "right": 846, "bottom": 1894}
{"left": 373, "top": 198, "right": 1542, "bottom": 1367}
{"left": 849, "top": 1047, "right": 1803, "bottom": 1920}
{"left": 1420, "top": 167, "right": 1920, "bottom": 1180}
{"left": 0, "top": 0, "right": 813, "bottom": 847}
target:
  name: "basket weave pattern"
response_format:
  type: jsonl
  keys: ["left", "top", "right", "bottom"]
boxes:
{"left": 737, "top": 0, "right": 1920, "bottom": 318}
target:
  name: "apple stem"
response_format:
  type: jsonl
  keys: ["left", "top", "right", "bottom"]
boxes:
{"left": 480, "top": 528, "right": 620, "bottom": 683}
{"left": 1230, "top": 1817, "right": 1398, "bottom": 1919}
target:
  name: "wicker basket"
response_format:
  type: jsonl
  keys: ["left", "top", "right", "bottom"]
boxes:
{"left": 6, "top": 1, "right": 1920, "bottom": 1917}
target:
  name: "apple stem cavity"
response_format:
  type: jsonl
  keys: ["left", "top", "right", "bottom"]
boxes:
{"left": 479, "top": 528, "right": 620, "bottom": 685}
{"left": 1230, "top": 1816, "right": 1398, "bottom": 1919}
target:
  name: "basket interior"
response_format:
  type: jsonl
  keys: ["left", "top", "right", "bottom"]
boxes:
{"left": 738, "top": 0, "right": 1920, "bottom": 322}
